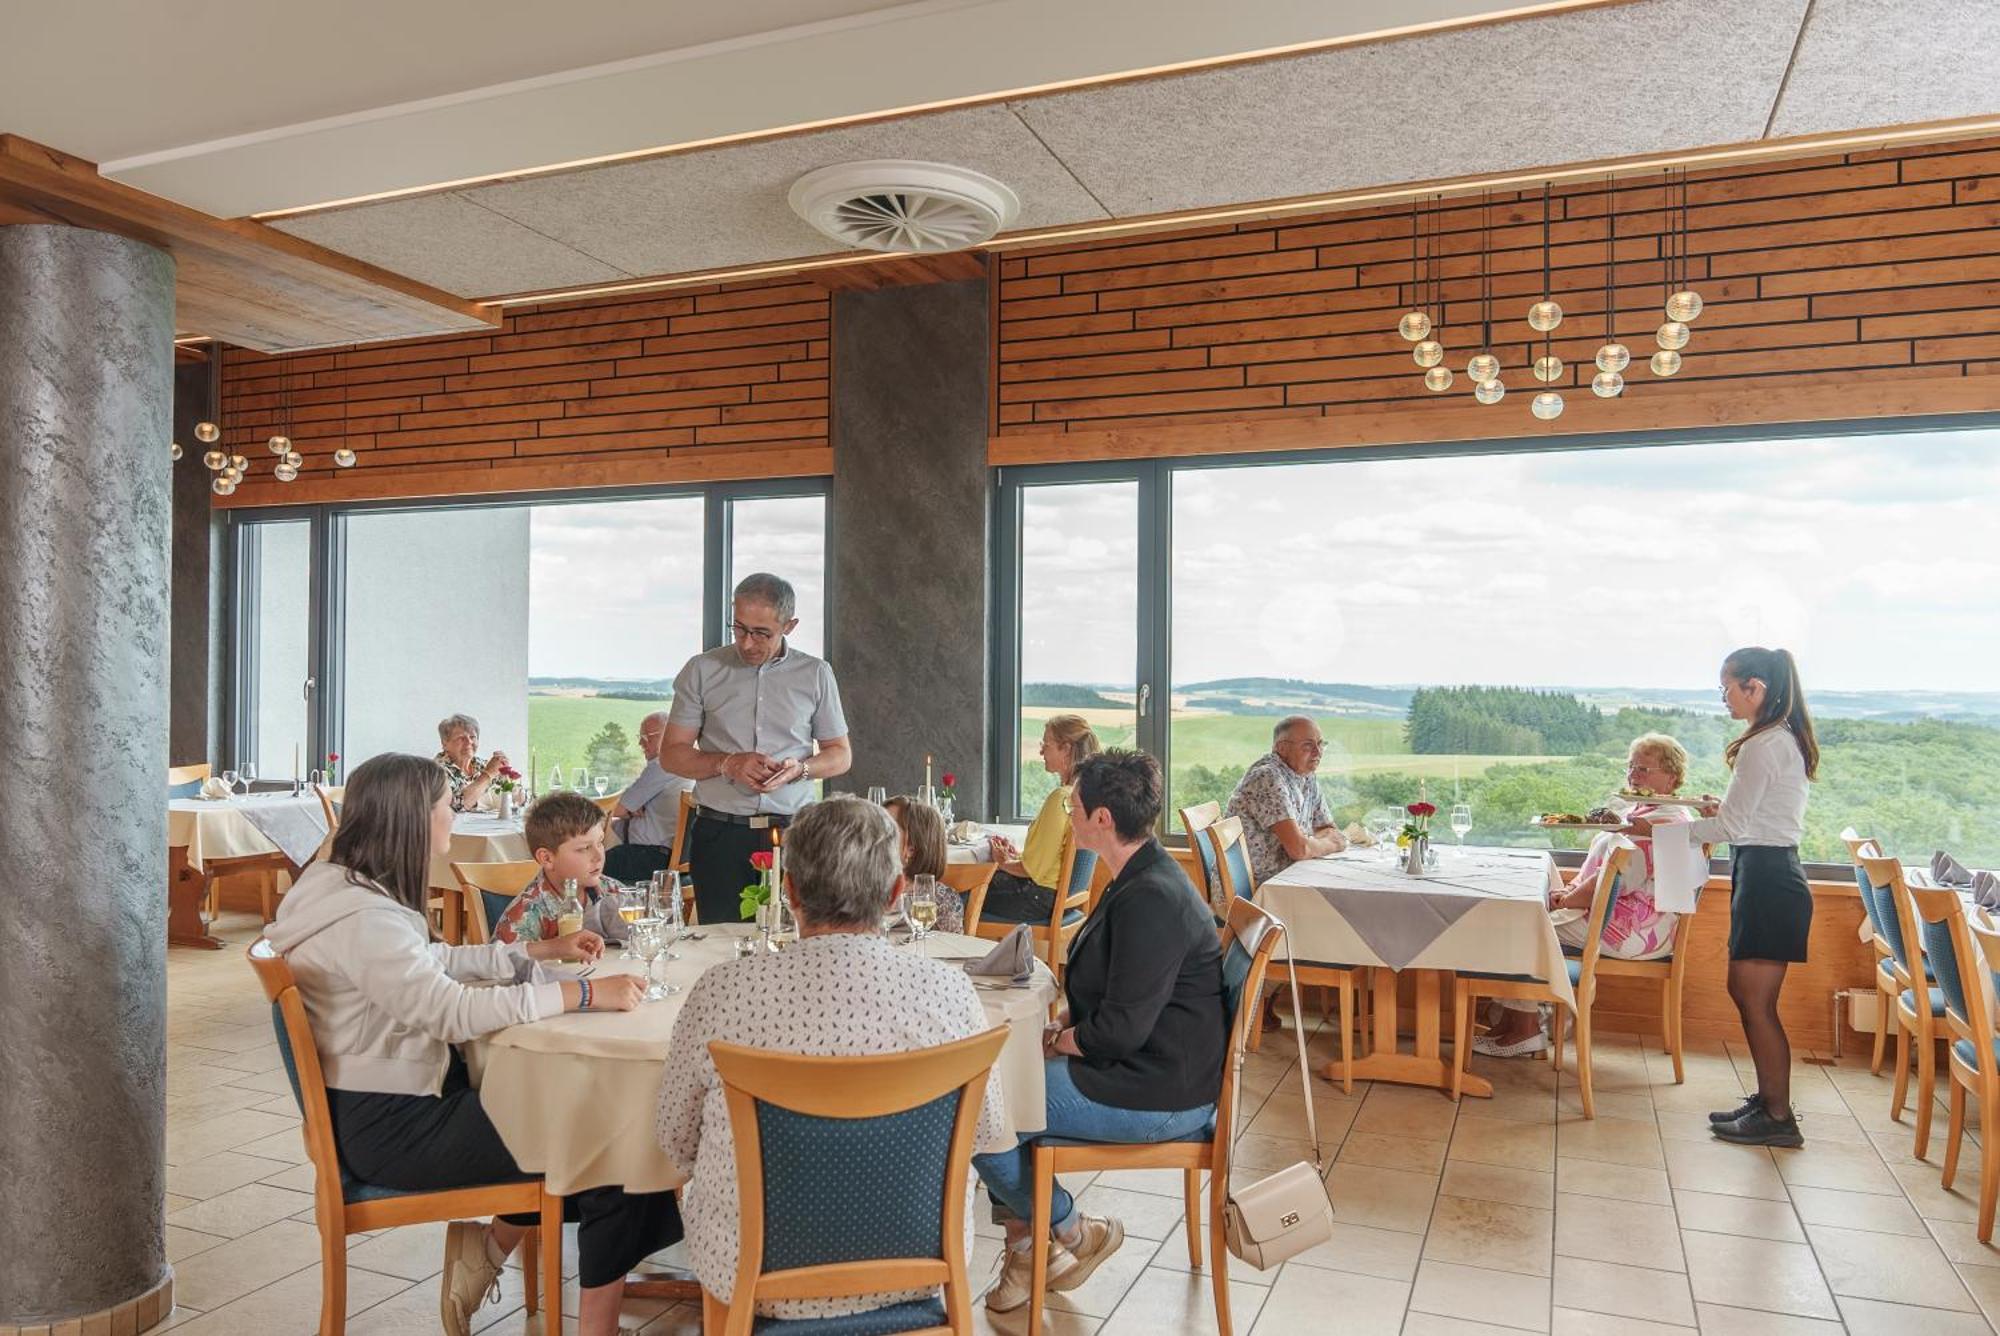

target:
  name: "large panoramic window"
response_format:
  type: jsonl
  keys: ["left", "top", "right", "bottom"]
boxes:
{"left": 233, "top": 518, "right": 313, "bottom": 782}
{"left": 1006, "top": 429, "right": 2000, "bottom": 864}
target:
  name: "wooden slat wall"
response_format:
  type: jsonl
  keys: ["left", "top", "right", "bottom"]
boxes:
{"left": 216, "top": 276, "right": 830, "bottom": 506}
{"left": 993, "top": 135, "right": 2000, "bottom": 462}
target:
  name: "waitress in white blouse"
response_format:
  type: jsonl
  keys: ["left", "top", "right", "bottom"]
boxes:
{"left": 1627, "top": 646, "right": 1818, "bottom": 1148}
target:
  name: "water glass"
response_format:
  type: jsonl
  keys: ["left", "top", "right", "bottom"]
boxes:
{"left": 629, "top": 917, "right": 675, "bottom": 999}
{"left": 548, "top": 764, "right": 565, "bottom": 791}
{"left": 220, "top": 768, "right": 240, "bottom": 795}
{"left": 1450, "top": 803, "right": 1473, "bottom": 845}
{"left": 593, "top": 774, "right": 610, "bottom": 799}
{"left": 664, "top": 870, "right": 688, "bottom": 941}
{"left": 242, "top": 762, "right": 258, "bottom": 792}
{"left": 866, "top": 786, "right": 888, "bottom": 806}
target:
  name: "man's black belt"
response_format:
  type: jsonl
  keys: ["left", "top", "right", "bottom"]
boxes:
{"left": 694, "top": 806, "right": 793, "bottom": 829}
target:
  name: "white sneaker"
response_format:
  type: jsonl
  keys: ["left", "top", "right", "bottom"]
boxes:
{"left": 1473, "top": 1031, "right": 1549, "bottom": 1057}
{"left": 440, "top": 1221, "right": 503, "bottom": 1336}
{"left": 985, "top": 1240, "right": 1078, "bottom": 1312}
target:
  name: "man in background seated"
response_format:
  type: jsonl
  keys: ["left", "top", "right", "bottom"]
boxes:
{"left": 605, "top": 710, "right": 694, "bottom": 884}
{"left": 1226, "top": 715, "right": 1346, "bottom": 1029}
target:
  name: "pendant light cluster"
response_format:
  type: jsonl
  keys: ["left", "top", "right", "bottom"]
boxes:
{"left": 1390, "top": 172, "right": 1705, "bottom": 420}
{"left": 174, "top": 351, "right": 360, "bottom": 487}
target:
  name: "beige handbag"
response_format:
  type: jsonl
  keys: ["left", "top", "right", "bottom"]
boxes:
{"left": 1221, "top": 927, "right": 1336, "bottom": 1267}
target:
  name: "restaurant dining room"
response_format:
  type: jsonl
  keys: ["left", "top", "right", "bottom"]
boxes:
{"left": 7, "top": 2, "right": 2000, "bottom": 1334}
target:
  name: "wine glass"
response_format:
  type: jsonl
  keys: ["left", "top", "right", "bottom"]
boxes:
{"left": 866, "top": 786, "right": 888, "bottom": 807}
{"left": 241, "top": 762, "right": 258, "bottom": 794}
{"left": 907, "top": 874, "right": 940, "bottom": 950}
{"left": 546, "top": 764, "right": 564, "bottom": 791}
{"left": 1365, "top": 808, "right": 1394, "bottom": 859}
{"left": 629, "top": 918, "right": 675, "bottom": 999}
{"left": 220, "top": 767, "right": 240, "bottom": 797}
{"left": 593, "top": 774, "right": 610, "bottom": 799}
{"left": 664, "top": 870, "right": 688, "bottom": 942}
{"left": 574, "top": 768, "right": 591, "bottom": 795}
{"left": 614, "top": 886, "right": 644, "bottom": 959}
{"left": 1450, "top": 803, "right": 1473, "bottom": 845}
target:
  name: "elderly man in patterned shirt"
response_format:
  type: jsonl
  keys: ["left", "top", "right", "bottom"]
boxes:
{"left": 1226, "top": 715, "right": 1347, "bottom": 1030}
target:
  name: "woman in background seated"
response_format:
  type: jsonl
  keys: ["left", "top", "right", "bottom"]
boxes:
{"left": 982, "top": 713, "right": 1100, "bottom": 923}
{"left": 434, "top": 712, "right": 511, "bottom": 813}
{"left": 884, "top": 794, "right": 965, "bottom": 933}
{"left": 268, "top": 753, "right": 679, "bottom": 1336}
{"left": 656, "top": 795, "right": 1007, "bottom": 1324}
{"left": 1478, "top": 732, "right": 1690, "bottom": 1057}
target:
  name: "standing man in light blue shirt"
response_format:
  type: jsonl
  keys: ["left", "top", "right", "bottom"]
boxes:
{"left": 604, "top": 710, "right": 696, "bottom": 884}
{"left": 658, "top": 573, "right": 852, "bottom": 923}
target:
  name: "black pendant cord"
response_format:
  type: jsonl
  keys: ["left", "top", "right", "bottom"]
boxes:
{"left": 1542, "top": 181, "right": 1554, "bottom": 372}
{"left": 1605, "top": 175, "right": 1616, "bottom": 353}
{"left": 1481, "top": 190, "right": 1493, "bottom": 359}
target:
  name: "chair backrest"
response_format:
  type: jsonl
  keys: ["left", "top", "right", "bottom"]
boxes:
{"left": 1053, "top": 831, "right": 1097, "bottom": 925}
{"left": 1963, "top": 910, "right": 2000, "bottom": 1084}
{"left": 668, "top": 790, "right": 696, "bottom": 875}
{"left": 247, "top": 939, "right": 347, "bottom": 1217}
{"left": 1215, "top": 897, "right": 1285, "bottom": 1167}
{"left": 1179, "top": 801, "right": 1223, "bottom": 903}
{"left": 1573, "top": 842, "right": 1635, "bottom": 983}
{"left": 707, "top": 1027, "right": 1009, "bottom": 1335}
{"left": 314, "top": 783, "right": 341, "bottom": 833}
{"left": 1842, "top": 828, "right": 1896, "bottom": 958}
{"left": 1203, "top": 817, "right": 1256, "bottom": 917}
{"left": 452, "top": 859, "right": 541, "bottom": 945}
{"left": 1911, "top": 884, "right": 1977, "bottom": 1041}
{"left": 941, "top": 863, "right": 998, "bottom": 935}
{"left": 168, "top": 762, "right": 211, "bottom": 799}
{"left": 1862, "top": 851, "right": 1928, "bottom": 989}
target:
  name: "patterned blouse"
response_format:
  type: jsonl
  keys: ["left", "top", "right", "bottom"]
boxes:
{"left": 491, "top": 871, "right": 626, "bottom": 945}
{"left": 1575, "top": 805, "right": 1678, "bottom": 958}
{"left": 656, "top": 932, "right": 1010, "bottom": 1319}
{"left": 1226, "top": 752, "right": 1334, "bottom": 884}
{"left": 434, "top": 752, "right": 486, "bottom": 812}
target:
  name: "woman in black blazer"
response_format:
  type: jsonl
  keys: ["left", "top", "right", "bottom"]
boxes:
{"left": 973, "top": 750, "right": 1227, "bottom": 1315}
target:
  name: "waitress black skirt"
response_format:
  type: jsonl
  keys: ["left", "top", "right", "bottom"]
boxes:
{"left": 1729, "top": 845, "right": 1813, "bottom": 963}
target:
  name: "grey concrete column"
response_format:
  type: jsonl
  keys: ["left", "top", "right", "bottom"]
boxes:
{"left": 0, "top": 225, "right": 175, "bottom": 1325}
{"left": 829, "top": 276, "right": 992, "bottom": 816}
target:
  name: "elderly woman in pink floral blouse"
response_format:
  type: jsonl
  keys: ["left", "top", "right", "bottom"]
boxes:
{"left": 1478, "top": 733, "right": 1690, "bottom": 1057}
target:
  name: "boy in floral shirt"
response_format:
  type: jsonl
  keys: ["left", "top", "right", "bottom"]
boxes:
{"left": 493, "top": 791, "right": 629, "bottom": 944}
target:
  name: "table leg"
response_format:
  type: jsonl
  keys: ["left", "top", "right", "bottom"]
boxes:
{"left": 167, "top": 846, "right": 225, "bottom": 950}
{"left": 1330, "top": 968, "right": 1491, "bottom": 1098}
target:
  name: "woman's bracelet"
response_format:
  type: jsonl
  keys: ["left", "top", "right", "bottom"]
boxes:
{"left": 577, "top": 978, "right": 593, "bottom": 1011}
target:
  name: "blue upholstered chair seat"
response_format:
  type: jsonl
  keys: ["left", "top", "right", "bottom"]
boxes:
{"left": 1880, "top": 956, "right": 1935, "bottom": 983}
{"left": 482, "top": 888, "right": 516, "bottom": 938}
{"left": 1061, "top": 908, "right": 1082, "bottom": 926}
{"left": 168, "top": 779, "right": 204, "bottom": 800}
{"left": 1953, "top": 1037, "right": 2000, "bottom": 1070}
{"left": 1457, "top": 963, "right": 1581, "bottom": 986}
{"left": 751, "top": 1297, "right": 948, "bottom": 1335}
{"left": 1901, "top": 987, "right": 1948, "bottom": 1017}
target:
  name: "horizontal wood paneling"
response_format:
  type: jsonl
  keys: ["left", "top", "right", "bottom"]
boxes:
{"left": 993, "top": 136, "right": 2000, "bottom": 462}
{"left": 217, "top": 277, "right": 830, "bottom": 506}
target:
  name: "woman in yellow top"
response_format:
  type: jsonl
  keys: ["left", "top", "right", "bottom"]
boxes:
{"left": 982, "top": 714, "right": 1101, "bottom": 923}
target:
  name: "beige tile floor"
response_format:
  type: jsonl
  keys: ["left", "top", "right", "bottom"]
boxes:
{"left": 157, "top": 913, "right": 2000, "bottom": 1334}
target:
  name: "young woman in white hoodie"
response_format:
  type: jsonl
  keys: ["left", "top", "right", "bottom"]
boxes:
{"left": 268, "top": 753, "right": 680, "bottom": 1336}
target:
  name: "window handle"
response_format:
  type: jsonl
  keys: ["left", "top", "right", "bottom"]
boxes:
{"left": 302, "top": 676, "right": 316, "bottom": 701}
{"left": 1138, "top": 683, "right": 1151, "bottom": 717}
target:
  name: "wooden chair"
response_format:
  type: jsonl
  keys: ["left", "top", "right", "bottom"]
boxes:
{"left": 1178, "top": 800, "right": 1223, "bottom": 913}
{"left": 971, "top": 832, "right": 1097, "bottom": 986}
{"left": 1208, "top": 816, "right": 1359, "bottom": 1091}
{"left": 1843, "top": 828, "right": 1901, "bottom": 1076}
{"left": 699, "top": 1027, "right": 1009, "bottom": 1335}
{"left": 1583, "top": 839, "right": 1711, "bottom": 1085}
{"left": 247, "top": 940, "right": 560, "bottom": 1336}
{"left": 1952, "top": 907, "right": 2000, "bottom": 1240}
{"left": 1454, "top": 844, "right": 1633, "bottom": 1119}
{"left": 451, "top": 859, "right": 542, "bottom": 945}
{"left": 1025, "top": 896, "right": 1286, "bottom": 1336}
{"left": 941, "top": 862, "right": 998, "bottom": 935}
{"left": 668, "top": 791, "right": 697, "bottom": 923}
{"left": 1864, "top": 852, "right": 1948, "bottom": 1158}
{"left": 314, "top": 783, "right": 340, "bottom": 834}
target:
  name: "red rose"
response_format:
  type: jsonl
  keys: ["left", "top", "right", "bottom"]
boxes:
{"left": 501, "top": 767, "right": 521, "bottom": 780}
{"left": 941, "top": 772, "right": 957, "bottom": 788}
{"left": 327, "top": 752, "right": 341, "bottom": 762}
{"left": 749, "top": 851, "right": 774, "bottom": 872}
{"left": 1409, "top": 802, "right": 1436, "bottom": 817}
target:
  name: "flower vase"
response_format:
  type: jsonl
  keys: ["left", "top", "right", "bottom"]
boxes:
{"left": 496, "top": 790, "right": 514, "bottom": 820}
{"left": 1403, "top": 834, "right": 1429, "bottom": 875}
{"left": 937, "top": 794, "right": 955, "bottom": 824}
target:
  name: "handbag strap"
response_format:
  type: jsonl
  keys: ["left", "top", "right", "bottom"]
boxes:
{"left": 1225, "top": 914, "right": 1324, "bottom": 1183}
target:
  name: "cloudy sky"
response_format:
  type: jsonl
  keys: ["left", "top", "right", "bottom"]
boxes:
{"left": 1025, "top": 428, "right": 2000, "bottom": 695}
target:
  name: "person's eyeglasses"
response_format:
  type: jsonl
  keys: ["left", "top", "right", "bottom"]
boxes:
{"left": 730, "top": 623, "right": 780, "bottom": 642}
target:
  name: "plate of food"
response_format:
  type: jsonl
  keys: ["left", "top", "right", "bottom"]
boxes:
{"left": 1534, "top": 806, "right": 1625, "bottom": 830}
{"left": 1616, "top": 789, "right": 1707, "bottom": 807}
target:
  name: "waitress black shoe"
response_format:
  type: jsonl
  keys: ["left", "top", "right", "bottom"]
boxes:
{"left": 1711, "top": 1105, "right": 1804, "bottom": 1148}
{"left": 1710, "top": 1094, "right": 1763, "bottom": 1124}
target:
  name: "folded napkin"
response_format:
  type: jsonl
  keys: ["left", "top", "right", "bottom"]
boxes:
{"left": 1934, "top": 850, "right": 1974, "bottom": 888}
{"left": 966, "top": 924, "right": 1034, "bottom": 982}
{"left": 1343, "top": 821, "right": 1373, "bottom": 847}
{"left": 950, "top": 819, "right": 984, "bottom": 843}
{"left": 1975, "top": 870, "right": 2000, "bottom": 911}
{"left": 199, "top": 776, "right": 234, "bottom": 800}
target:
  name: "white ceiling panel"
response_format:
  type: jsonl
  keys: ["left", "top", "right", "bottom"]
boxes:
{"left": 305, "top": 104, "right": 1111, "bottom": 295}
{"left": 1767, "top": 0, "right": 2000, "bottom": 139}
{"left": 1012, "top": 0, "right": 1809, "bottom": 217}
{"left": 273, "top": 193, "right": 628, "bottom": 298}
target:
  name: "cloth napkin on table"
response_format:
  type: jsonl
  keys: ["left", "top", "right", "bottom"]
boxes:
{"left": 1343, "top": 821, "right": 1373, "bottom": 847}
{"left": 1933, "top": 850, "right": 1974, "bottom": 888}
{"left": 1974, "top": 870, "right": 2000, "bottom": 911}
{"left": 966, "top": 924, "right": 1035, "bottom": 983}
{"left": 199, "top": 776, "right": 234, "bottom": 800}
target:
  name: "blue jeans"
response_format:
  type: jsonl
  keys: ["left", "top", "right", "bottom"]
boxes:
{"left": 974, "top": 1057, "right": 1216, "bottom": 1235}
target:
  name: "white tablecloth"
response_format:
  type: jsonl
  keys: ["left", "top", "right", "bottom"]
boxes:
{"left": 430, "top": 812, "right": 532, "bottom": 888}
{"left": 168, "top": 794, "right": 327, "bottom": 870}
{"left": 946, "top": 823, "right": 1029, "bottom": 865}
{"left": 1258, "top": 847, "right": 1574, "bottom": 1006}
{"left": 466, "top": 927, "right": 1058, "bottom": 1195}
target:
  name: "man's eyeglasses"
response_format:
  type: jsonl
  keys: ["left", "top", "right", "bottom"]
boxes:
{"left": 731, "top": 623, "right": 781, "bottom": 643}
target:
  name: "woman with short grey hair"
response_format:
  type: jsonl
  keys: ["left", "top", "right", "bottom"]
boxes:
{"left": 434, "top": 712, "right": 512, "bottom": 813}
{"left": 656, "top": 793, "right": 1010, "bottom": 1324}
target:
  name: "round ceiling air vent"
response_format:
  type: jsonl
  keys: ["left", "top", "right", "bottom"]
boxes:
{"left": 788, "top": 160, "right": 1020, "bottom": 253}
